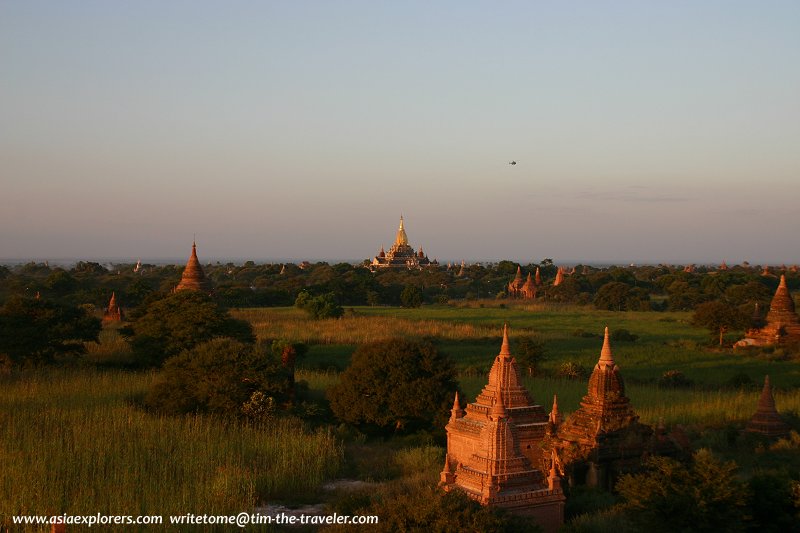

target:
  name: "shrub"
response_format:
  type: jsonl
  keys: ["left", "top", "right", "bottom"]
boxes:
{"left": 658, "top": 369, "right": 693, "bottom": 388}
{"left": 611, "top": 329, "right": 639, "bottom": 342}
{"left": 122, "top": 291, "right": 254, "bottom": 367}
{"left": 328, "top": 338, "right": 458, "bottom": 434}
{"left": 295, "top": 291, "right": 344, "bottom": 319}
{"left": 144, "top": 338, "right": 292, "bottom": 416}
{"left": 558, "top": 361, "right": 588, "bottom": 380}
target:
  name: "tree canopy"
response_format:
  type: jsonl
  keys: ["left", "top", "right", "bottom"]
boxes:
{"left": 144, "top": 337, "right": 292, "bottom": 416}
{"left": 328, "top": 338, "right": 459, "bottom": 434}
{"left": 122, "top": 291, "right": 254, "bottom": 366}
{"left": 0, "top": 296, "right": 100, "bottom": 365}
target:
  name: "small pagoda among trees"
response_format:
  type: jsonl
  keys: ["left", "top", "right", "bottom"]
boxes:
{"left": 737, "top": 274, "right": 800, "bottom": 347}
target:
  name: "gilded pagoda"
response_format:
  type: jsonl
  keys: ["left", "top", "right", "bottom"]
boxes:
{"left": 370, "top": 216, "right": 437, "bottom": 270}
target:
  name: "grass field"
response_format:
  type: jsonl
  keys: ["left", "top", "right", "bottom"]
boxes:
{"left": 5, "top": 303, "right": 799, "bottom": 529}
{"left": 233, "top": 305, "right": 800, "bottom": 389}
{"left": 0, "top": 369, "right": 342, "bottom": 531}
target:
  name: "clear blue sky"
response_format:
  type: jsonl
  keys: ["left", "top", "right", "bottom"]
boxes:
{"left": 2, "top": 1, "right": 798, "bottom": 264}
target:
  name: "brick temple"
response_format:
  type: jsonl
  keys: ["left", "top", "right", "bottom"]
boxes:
{"left": 508, "top": 267, "right": 540, "bottom": 299}
{"left": 102, "top": 292, "right": 124, "bottom": 323}
{"left": 441, "top": 326, "right": 565, "bottom": 532}
{"left": 552, "top": 328, "right": 660, "bottom": 489}
{"left": 745, "top": 375, "right": 791, "bottom": 438}
{"left": 737, "top": 274, "right": 800, "bottom": 347}
{"left": 370, "top": 216, "right": 437, "bottom": 270}
{"left": 175, "top": 241, "right": 213, "bottom": 293}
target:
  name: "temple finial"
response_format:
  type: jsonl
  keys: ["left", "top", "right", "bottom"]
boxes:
{"left": 779, "top": 274, "right": 787, "bottom": 288}
{"left": 500, "top": 324, "right": 511, "bottom": 356}
{"left": 599, "top": 326, "right": 614, "bottom": 365}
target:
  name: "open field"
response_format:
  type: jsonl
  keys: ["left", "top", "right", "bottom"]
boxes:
{"left": 234, "top": 305, "right": 800, "bottom": 389}
{"left": 0, "top": 369, "right": 342, "bottom": 530}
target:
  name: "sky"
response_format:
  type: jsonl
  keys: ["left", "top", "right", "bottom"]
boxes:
{"left": 1, "top": 1, "right": 799, "bottom": 265}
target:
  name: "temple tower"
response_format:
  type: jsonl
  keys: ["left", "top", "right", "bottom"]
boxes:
{"left": 370, "top": 216, "right": 436, "bottom": 269}
{"left": 737, "top": 275, "right": 800, "bottom": 346}
{"left": 555, "top": 327, "right": 655, "bottom": 489}
{"left": 175, "top": 241, "right": 213, "bottom": 293}
{"left": 441, "top": 326, "right": 564, "bottom": 532}
{"left": 745, "top": 375, "right": 790, "bottom": 438}
{"left": 102, "top": 292, "right": 124, "bottom": 323}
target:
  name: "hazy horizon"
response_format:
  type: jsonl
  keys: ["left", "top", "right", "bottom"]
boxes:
{"left": 2, "top": 2, "right": 798, "bottom": 265}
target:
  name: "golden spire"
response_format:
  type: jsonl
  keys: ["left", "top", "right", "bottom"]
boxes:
{"left": 395, "top": 215, "right": 409, "bottom": 246}
{"left": 599, "top": 326, "right": 615, "bottom": 366}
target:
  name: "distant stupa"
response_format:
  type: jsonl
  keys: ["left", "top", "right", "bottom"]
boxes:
{"left": 102, "top": 292, "right": 124, "bottom": 323}
{"left": 175, "top": 241, "right": 213, "bottom": 293}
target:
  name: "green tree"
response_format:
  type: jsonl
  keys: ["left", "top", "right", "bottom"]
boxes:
{"left": 122, "top": 291, "right": 254, "bottom": 366}
{"left": 514, "top": 334, "right": 547, "bottom": 377}
{"left": 328, "top": 338, "right": 458, "bottom": 434}
{"left": 616, "top": 449, "right": 748, "bottom": 532}
{"left": 691, "top": 300, "right": 749, "bottom": 346}
{"left": 400, "top": 285, "right": 423, "bottom": 308}
{"left": 144, "top": 338, "right": 291, "bottom": 416}
{"left": 295, "top": 291, "right": 343, "bottom": 319}
{"left": 593, "top": 282, "right": 650, "bottom": 311}
{"left": 0, "top": 296, "right": 101, "bottom": 365}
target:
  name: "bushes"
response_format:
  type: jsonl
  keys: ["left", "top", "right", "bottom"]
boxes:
{"left": 295, "top": 290, "right": 344, "bottom": 319}
{"left": 328, "top": 338, "right": 459, "bottom": 434}
{"left": 122, "top": 291, "right": 254, "bottom": 367}
{"left": 144, "top": 338, "right": 292, "bottom": 416}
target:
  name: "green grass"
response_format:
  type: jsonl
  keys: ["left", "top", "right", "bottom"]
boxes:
{"left": 0, "top": 369, "right": 342, "bottom": 531}
{"left": 237, "top": 305, "right": 800, "bottom": 389}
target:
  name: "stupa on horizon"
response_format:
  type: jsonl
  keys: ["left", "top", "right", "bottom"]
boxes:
{"left": 175, "top": 241, "right": 213, "bottom": 293}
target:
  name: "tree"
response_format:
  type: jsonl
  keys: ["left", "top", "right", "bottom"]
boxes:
{"left": 616, "top": 449, "right": 748, "bottom": 532}
{"left": 122, "top": 291, "right": 254, "bottom": 366}
{"left": 593, "top": 282, "right": 650, "bottom": 311}
{"left": 0, "top": 296, "right": 101, "bottom": 365}
{"left": 691, "top": 300, "right": 749, "bottom": 346}
{"left": 295, "top": 291, "right": 343, "bottom": 319}
{"left": 400, "top": 285, "right": 423, "bottom": 308}
{"left": 144, "top": 338, "right": 292, "bottom": 416}
{"left": 328, "top": 338, "right": 459, "bottom": 434}
{"left": 514, "top": 334, "right": 547, "bottom": 376}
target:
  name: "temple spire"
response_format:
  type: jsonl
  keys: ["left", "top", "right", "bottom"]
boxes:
{"left": 599, "top": 326, "right": 614, "bottom": 366}
{"left": 500, "top": 324, "right": 511, "bottom": 357}
{"left": 395, "top": 215, "right": 408, "bottom": 246}
{"left": 491, "top": 388, "right": 507, "bottom": 419}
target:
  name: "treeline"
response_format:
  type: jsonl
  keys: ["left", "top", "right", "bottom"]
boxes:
{"left": 0, "top": 259, "right": 795, "bottom": 313}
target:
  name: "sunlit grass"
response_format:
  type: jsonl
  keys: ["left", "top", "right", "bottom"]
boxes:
{"left": 0, "top": 369, "right": 342, "bottom": 531}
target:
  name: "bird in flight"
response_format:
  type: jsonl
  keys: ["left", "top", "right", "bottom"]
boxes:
{"left": 508, "top": 160, "right": 518, "bottom": 166}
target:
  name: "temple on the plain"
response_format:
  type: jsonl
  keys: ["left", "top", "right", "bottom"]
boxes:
{"left": 745, "top": 375, "right": 790, "bottom": 438}
{"left": 441, "top": 326, "right": 565, "bottom": 532}
{"left": 552, "top": 328, "right": 659, "bottom": 489}
{"left": 175, "top": 241, "right": 213, "bottom": 293}
{"left": 737, "top": 275, "right": 800, "bottom": 347}
{"left": 370, "top": 216, "right": 437, "bottom": 269}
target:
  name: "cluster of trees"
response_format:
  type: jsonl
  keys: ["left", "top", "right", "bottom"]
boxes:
{"left": 1, "top": 259, "right": 791, "bottom": 314}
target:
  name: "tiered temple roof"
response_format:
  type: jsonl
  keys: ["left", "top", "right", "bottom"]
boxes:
{"left": 554, "top": 328, "right": 657, "bottom": 488}
{"left": 738, "top": 275, "right": 800, "bottom": 346}
{"left": 102, "top": 292, "right": 124, "bottom": 323}
{"left": 370, "top": 216, "right": 437, "bottom": 269}
{"left": 175, "top": 241, "right": 213, "bottom": 293}
{"left": 745, "top": 376, "right": 791, "bottom": 438}
{"left": 441, "top": 326, "right": 564, "bottom": 532}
